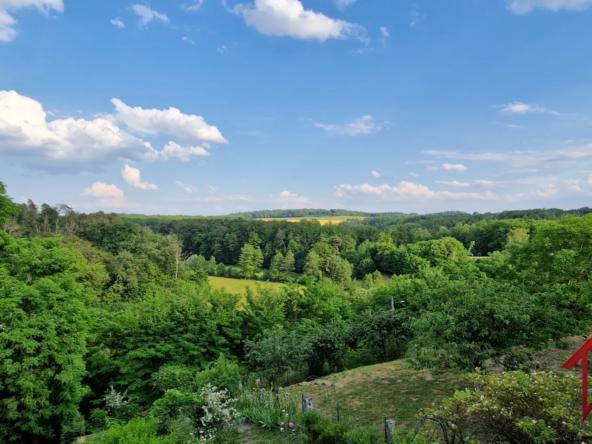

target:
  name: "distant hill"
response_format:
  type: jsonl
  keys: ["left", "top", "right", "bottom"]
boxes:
{"left": 226, "top": 209, "right": 411, "bottom": 219}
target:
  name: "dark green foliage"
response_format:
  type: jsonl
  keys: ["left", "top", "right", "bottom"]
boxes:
{"left": 194, "top": 354, "right": 245, "bottom": 391}
{"left": 0, "top": 181, "right": 19, "bottom": 227}
{"left": 0, "top": 234, "right": 89, "bottom": 443}
{"left": 307, "top": 323, "right": 348, "bottom": 376}
{"left": 347, "top": 311, "right": 407, "bottom": 363}
{"left": 245, "top": 330, "right": 311, "bottom": 385}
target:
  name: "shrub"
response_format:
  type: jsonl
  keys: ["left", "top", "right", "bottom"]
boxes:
{"left": 153, "top": 364, "right": 198, "bottom": 394}
{"left": 426, "top": 369, "right": 591, "bottom": 443}
{"left": 194, "top": 354, "right": 245, "bottom": 392}
{"left": 89, "top": 418, "right": 177, "bottom": 444}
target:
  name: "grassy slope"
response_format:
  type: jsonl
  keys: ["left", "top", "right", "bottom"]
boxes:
{"left": 285, "top": 360, "right": 466, "bottom": 432}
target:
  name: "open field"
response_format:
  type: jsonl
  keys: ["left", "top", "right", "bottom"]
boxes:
{"left": 258, "top": 216, "right": 366, "bottom": 225}
{"left": 208, "top": 276, "right": 286, "bottom": 295}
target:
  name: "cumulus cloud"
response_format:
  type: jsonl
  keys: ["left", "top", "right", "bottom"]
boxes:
{"left": 271, "top": 190, "right": 310, "bottom": 206}
{"left": 231, "top": 0, "right": 363, "bottom": 42}
{"left": 175, "top": 181, "right": 198, "bottom": 194}
{"left": 0, "top": 90, "right": 158, "bottom": 173}
{"left": 507, "top": 0, "right": 592, "bottom": 14}
{"left": 81, "top": 182, "right": 139, "bottom": 208}
{"left": 315, "top": 116, "right": 381, "bottom": 136}
{"left": 371, "top": 171, "right": 381, "bottom": 178}
{"left": 112, "top": 98, "right": 228, "bottom": 144}
{"left": 160, "top": 141, "right": 209, "bottom": 161}
{"left": 131, "top": 4, "right": 169, "bottom": 26}
{"left": 122, "top": 164, "right": 158, "bottom": 190}
{"left": 111, "top": 17, "right": 125, "bottom": 28}
{"left": 335, "top": 181, "right": 497, "bottom": 201}
{"left": 442, "top": 163, "right": 468, "bottom": 172}
{"left": 500, "top": 101, "right": 558, "bottom": 114}
{"left": 0, "top": 91, "right": 227, "bottom": 172}
{"left": 0, "top": 0, "right": 63, "bottom": 42}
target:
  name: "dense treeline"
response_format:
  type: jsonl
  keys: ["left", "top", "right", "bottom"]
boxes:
{"left": 3, "top": 180, "right": 592, "bottom": 443}
{"left": 226, "top": 209, "right": 409, "bottom": 219}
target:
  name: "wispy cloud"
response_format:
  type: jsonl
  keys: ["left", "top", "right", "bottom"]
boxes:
{"left": 335, "top": 181, "right": 497, "bottom": 201}
{"left": 315, "top": 116, "right": 382, "bottom": 136}
{"left": 507, "top": 0, "right": 592, "bottom": 14}
{"left": 499, "top": 101, "right": 559, "bottom": 115}
{"left": 111, "top": 18, "right": 125, "bottom": 29}
{"left": 132, "top": 4, "right": 169, "bottom": 27}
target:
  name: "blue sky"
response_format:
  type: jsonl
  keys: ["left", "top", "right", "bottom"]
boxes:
{"left": 1, "top": 0, "right": 592, "bottom": 215}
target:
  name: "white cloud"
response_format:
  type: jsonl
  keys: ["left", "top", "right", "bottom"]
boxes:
{"left": 182, "top": 36, "right": 195, "bottom": 44}
{"left": 175, "top": 181, "right": 198, "bottom": 194}
{"left": 271, "top": 190, "right": 310, "bottom": 206}
{"left": 131, "top": 4, "right": 169, "bottom": 27}
{"left": 380, "top": 26, "right": 389, "bottom": 37}
{"left": 217, "top": 45, "right": 227, "bottom": 53}
{"left": 0, "top": 90, "right": 158, "bottom": 173}
{"left": 568, "top": 185, "right": 582, "bottom": 191}
{"left": 81, "top": 182, "right": 124, "bottom": 198}
{"left": 371, "top": 171, "right": 381, "bottom": 178}
{"left": 507, "top": 0, "right": 592, "bottom": 14}
{"left": 425, "top": 144, "right": 592, "bottom": 169}
{"left": 122, "top": 164, "right": 158, "bottom": 190}
{"left": 408, "top": 172, "right": 418, "bottom": 177}
{"left": 589, "top": 175, "right": 592, "bottom": 186}
{"left": 160, "top": 141, "right": 209, "bottom": 161}
{"left": 112, "top": 98, "right": 228, "bottom": 144}
{"left": 231, "top": 0, "right": 363, "bottom": 42}
{"left": 0, "top": 0, "right": 63, "bottom": 42}
{"left": 315, "top": 116, "right": 381, "bottom": 136}
{"left": 111, "top": 17, "right": 125, "bottom": 28}
{"left": 0, "top": 91, "right": 228, "bottom": 172}
{"left": 183, "top": 0, "right": 204, "bottom": 11}
{"left": 500, "top": 101, "right": 552, "bottom": 114}
{"left": 334, "top": 0, "right": 357, "bottom": 9}
{"left": 442, "top": 163, "right": 468, "bottom": 172}
{"left": 436, "top": 180, "right": 471, "bottom": 187}
{"left": 335, "top": 181, "right": 497, "bottom": 201}
{"left": 81, "top": 182, "right": 139, "bottom": 208}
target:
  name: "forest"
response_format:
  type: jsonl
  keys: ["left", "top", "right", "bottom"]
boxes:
{"left": 2, "top": 180, "right": 592, "bottom": 444}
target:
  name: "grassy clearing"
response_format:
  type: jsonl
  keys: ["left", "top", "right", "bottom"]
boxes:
{"left": 209, "top": 276, "right": 286, "bottom": 296}
{"left": 259, "top": 216, "right": 366, "bottom": 225}
{"left": 285, "top": 360, "right": 467, "bottom": 433}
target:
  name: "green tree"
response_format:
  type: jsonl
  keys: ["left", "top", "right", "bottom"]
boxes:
{"left": 0, "top": 234, "right": 89, "bottom": 444}
{"left": 324, "top": 255, "right": 352, "bottom": 285}
{"left": 269, "top": 251, "right": 284, "bottom": 279}
{"left": 238, "top": 243, "right": 263, "bottom": 279}
{"left": 303, "top": 250, "right": 322, "bottom": 279}
{"left": 0, "top": 181, "right": 20, "bottom": 230}
{"left": 282, "top": 250, "right": 296, "bottom": 273}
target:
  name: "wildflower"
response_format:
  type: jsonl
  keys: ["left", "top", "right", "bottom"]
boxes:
{"left": 289, "top": 423, "right": 294, "bottom": 428}
{"left": 286, "top": 413, "right": 289, "bottom": 417}
{"left": 280, "top": 428, "right": 284, "bottom": 433}
{"left": 533, "top": 420, "right": 537, "bottom": 424}
{"left": 563, "top": 421, "right": 567, "bottom": 425}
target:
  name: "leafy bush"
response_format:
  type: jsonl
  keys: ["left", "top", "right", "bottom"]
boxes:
{"left": 427, "top": 369, "right": 591, "bottom": 443}
{"left": 194, "top": 354, "right": 245, "bottom": 392}
{"left": 89, "top": 418, "right": 177, "bottom": 444}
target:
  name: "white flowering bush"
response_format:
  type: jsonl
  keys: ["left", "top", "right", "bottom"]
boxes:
{"left": 426, "top": 369, "right": 592, "bottom": 443}
{"left": 104, "top": 386, "right": 130, "bottom": 415}
{"left": 199, "top": 383, "right": 241, "bottom": 431}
